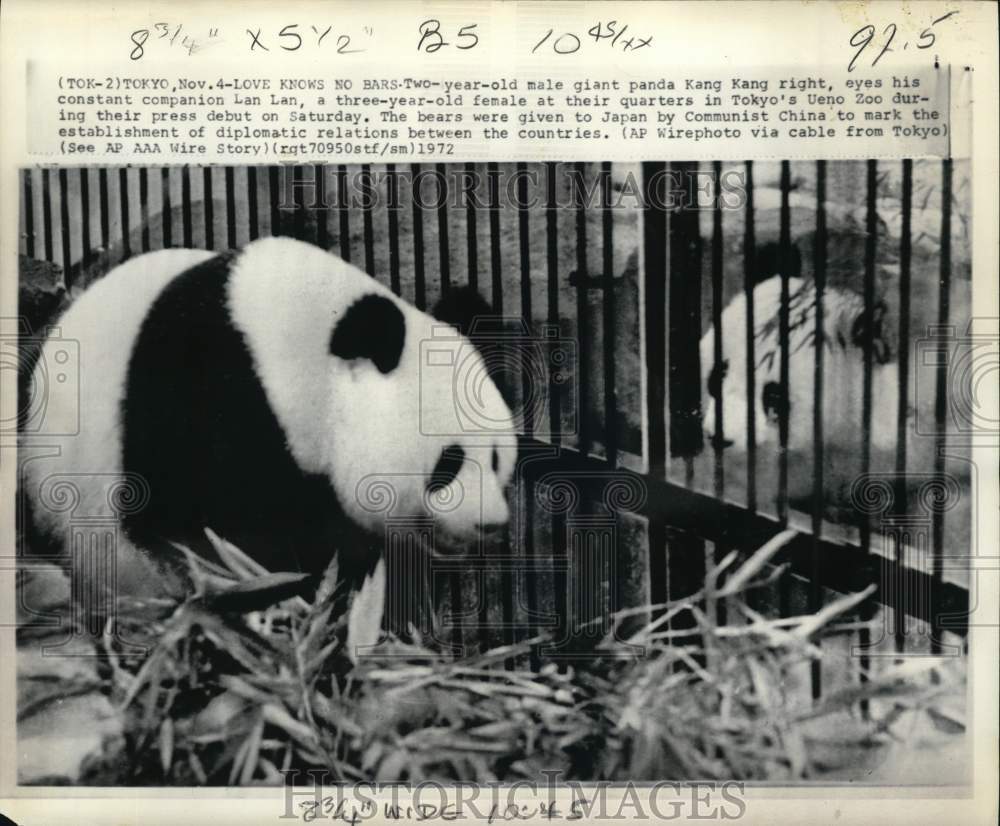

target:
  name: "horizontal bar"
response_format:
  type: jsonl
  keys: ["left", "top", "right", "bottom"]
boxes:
{"left": 518, "top": 436, "right": 969, "bottom": 635}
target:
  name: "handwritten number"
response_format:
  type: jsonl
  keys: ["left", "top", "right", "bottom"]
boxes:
{"left": 553, "top": 32, "right": 580, "bottom": 54}
{"left": 532, "top": 28, "right": 553, "bottom": 54}
{"left": 533, "top": 28, "right": 581, "bottom": 55}
{"left": 336, "top": 35, "right": 360, "bottom": 54}
{"left": 279, "top": 24, "right": 302, "bottom": 51}
{"left": 456, "top": 24, "right": 478, "bottom": 50}
{"left": 588, "top": 20, "right": 626, "bottom": 43}
{"left": 849, "top": 11, "right": 957, "bottom": 69}
{"left": 847, "top": 24, "right": 874, "bottom": 72}
{"left": 872, "top": 23, "right": 896, "bottom": 67}
{"left": 130, "top": 29, "right": 149, "bottom": 60}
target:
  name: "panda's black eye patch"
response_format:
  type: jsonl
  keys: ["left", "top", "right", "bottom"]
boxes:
{"left": 428, "top": 444, "right": 465, "bottom": 493}
{"left": 762, "top": 380, "right": 789, "bottom": 422}
{"left": 329, "top": 294, "right": 405, "bottom": 374}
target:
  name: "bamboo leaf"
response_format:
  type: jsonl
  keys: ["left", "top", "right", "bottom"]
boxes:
{"left": 718, "top": 530, "right": 798, "bottom": 597}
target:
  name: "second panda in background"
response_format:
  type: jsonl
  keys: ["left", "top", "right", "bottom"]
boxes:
{"left": 22, "top": 237, "right": 518, "bottom": 655}
{"left": 701, "top": 274, "right": 907, "bottom": 515}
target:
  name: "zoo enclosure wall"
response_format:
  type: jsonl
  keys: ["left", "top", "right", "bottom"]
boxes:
{"left": 17, "top": 160, "right": 971, "bottom": 695}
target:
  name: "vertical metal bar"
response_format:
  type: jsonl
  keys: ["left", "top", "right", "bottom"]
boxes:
{"left": 667, "top": 161, "right": 704, "bottom": 610}
{"left": 711, "top": 162, "right": 726, "bottom": 627}
{"left": 777, "top": 161, "right": 792, "bottom": 618}
{"left": 225, "top": 166, "right": 237, "bottom": 250}
{"left": 574, "top": 162, "right": 591, "bottom": 455}
{"left": 857, "top": 159, "right": 879, "bottom": 703}
{"left": 23, "top": 170, "right": 35, "bottom": 258}
{"left": 436, "top": 163, "right": 450, "bottom": 293}
{"left": 777, "top": 161, "right": 792, "bottom": 526}
{"left": 600, "top": 161, "right": 621, "bottom": 633}
{"left": 42, "top": 169, "right": 53, "bottom": 262}
{"left": 315, "top": 164, "right": 328, "bottom": 249}
{"left": 444, "top": 147, "right": 466, "bottom": 650}
{"left": 487, "top": 162, "right": 511, "bottom": 655}
{"left": 440, "top": 161, "right": 461, "bottom": 652}
{"left": 487, "top": 163, "right": 502, "bottom": 314}
{"left": 361, "top": 164, "right": 375, "bottom": 275}
{"left": 517, "top": 162, "right": 537, "bottom": 659}
{"left": 860, "top": 160, "right": 878, "bottom": 552}
{"left": 931, "top": 158, "right": 952, "bottom": 655}
{"left": 436, "top": 160, "right": 461, "bottom": 649}
{"left": 247, "top": 167, "right": 259, "bottom": 241}
{"left": 98, "top": 169, "right": 110, "bottom": 253}
{"left": 810, "top": 160, "right": 828, "bottom": 699}
{"left": 601, "top": 162, "right": 617, "bottom": 466}
{"left": 668, "top": 162, "right": 703, "bottom": 467}
{"left": 546, "top": 163, "right": 561, "bottom": 445}
{"left": 203, "top": 167, "right": 215, "bottom": 250}
{"left": 546, "top": 162, "right": 567, "bottom": 644}
{"left": 894, "top": 159, "right": 913, "bottom": 653}
{"left": 58, "top": 169, "right": 71, "bottom": 279}
{"left": 268, "top": 166, "right": 281, "bottom": 237}
{"left": 181, "top": 167, "right": 192, "bottom": 248}
{"left": 18, "top": 175, "right": 25, "bottom": 258}
{"left": 642, "top": 161, "right": 668, "bottom": 607}
{"left": 138, "top": 168, "right": 150, "bottom": 252}
{"left": 118, "top": 168, "right": 130, "bottom": 260}
{"left": 337, "top": 164, "right": 350, "bottom": 262}
{"left": 711, "top": 162, "right": 725, "bottom": 495}
{"left": 292, "top": 166, "right": 306, "bottom": 240}
{"left": 456, "top": 158, "right": 478, "bottom": 645}
{"left": 465, "top": 162, "right": 479, "bottom": 292}
{"left": 386, "top": 164, "right": 401, "bottom": 295}
{"left": 412, "top": 163, "right": 427, "bottom": 310}
{"left": 743, "top": 162, "right": 757, "bottom": 511}
{"left": 80, "top": 168, "right": 91, "bottom": 264}
{"left": 160, "top": 168, "right": 171, "bottom": 249}
{"left": 517, "top": 163, "right": 533, "bottom": 438}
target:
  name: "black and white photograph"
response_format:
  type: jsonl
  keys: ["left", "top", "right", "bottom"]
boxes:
{"left": 13, "top": 158, "right": 974, "bottom": 786}
{"left": 1, "top": 1, "right": 997, "bottom": 823}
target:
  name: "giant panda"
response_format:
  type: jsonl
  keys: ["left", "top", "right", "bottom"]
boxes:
{"left": 700, "top": 274, "right": 906, "bottom": 508}
{"left": 21, "top": 237, "right": 517, "bottom": 651}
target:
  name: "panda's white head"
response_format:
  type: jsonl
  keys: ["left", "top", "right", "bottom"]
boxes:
{"left": 228, "top": 238, "right": 517, "bottom": 552}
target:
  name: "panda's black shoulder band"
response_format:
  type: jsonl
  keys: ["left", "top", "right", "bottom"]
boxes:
{"left": 330, "top": 293, "right": 406, "bottom": 374}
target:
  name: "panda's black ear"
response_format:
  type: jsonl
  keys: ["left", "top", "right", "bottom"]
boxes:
{"left": 330, "top": 294, "right": 405, "bottom": 374}
{"left": 432, "top": 286, "right": 499, "bottom": 339}
{"left": 756, "top": 241, "right": 802, "bottom": 283}
{"left": 433, "top": 287, "right": 515, "bottom": 408}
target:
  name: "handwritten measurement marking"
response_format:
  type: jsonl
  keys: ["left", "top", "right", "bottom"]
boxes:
{"left": 848, "top": 10, "right": 959, "bottom": 72}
